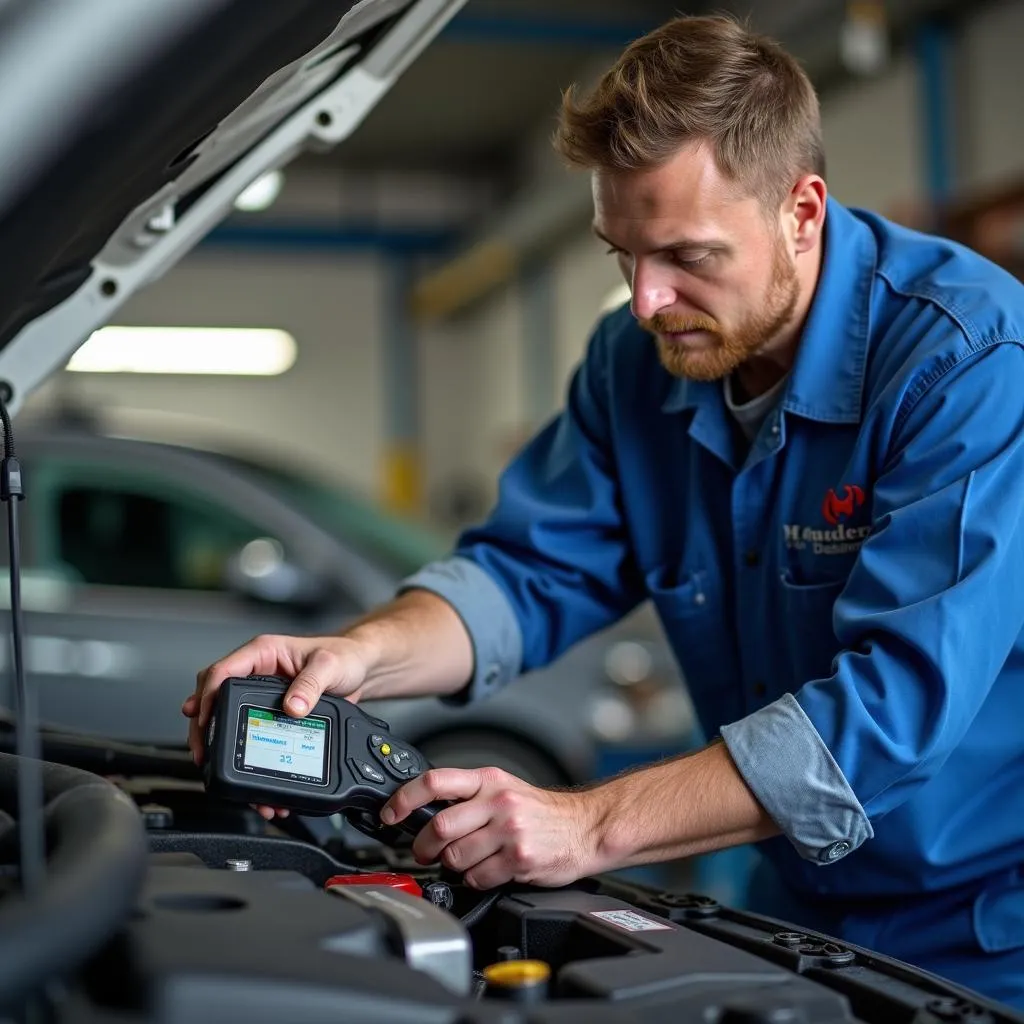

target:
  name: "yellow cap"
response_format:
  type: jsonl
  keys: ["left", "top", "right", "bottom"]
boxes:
{"left": 482, "top": 960, "right": 551, "bottom": 987}
{"left": 380, "top": 743, "right": 391, "bottom": 756}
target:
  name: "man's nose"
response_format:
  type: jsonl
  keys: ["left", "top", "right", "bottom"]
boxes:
{"left": 630, "top": 263, "right": 675, "bottom": 321}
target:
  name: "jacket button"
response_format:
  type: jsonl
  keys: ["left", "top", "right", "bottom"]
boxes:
{"left": 744, "top": 550, "right": 760, "bottom": 567}
{"left": 821, "top": 840, "right": 851, "bottom": 862}
{"left": 483, "top": 664, "right": 501, "bottom": 686}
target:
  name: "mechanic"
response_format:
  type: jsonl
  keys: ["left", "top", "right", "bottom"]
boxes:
{"left": 185, "top": 14, "right": 1024, "bottom": 1008}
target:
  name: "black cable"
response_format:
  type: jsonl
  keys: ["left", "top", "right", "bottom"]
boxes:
{"left": 459, "top": 885, "right": 506, "bottom": 929}
{"left": 0, "top": 398, "right": 44, "bottom": 898}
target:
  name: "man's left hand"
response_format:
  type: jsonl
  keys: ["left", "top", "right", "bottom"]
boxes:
{"left": 379, "top": 767, "right": 602, "bottom": 889}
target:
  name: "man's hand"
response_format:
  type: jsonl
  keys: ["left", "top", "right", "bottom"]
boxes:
{"left": 381, "top": 767, "right": 604, "bottom": 890}
{"left": 184, "top": 633, "right": 373, "bottom": 768}
{"left": 381, "top": 743, "right": 781, "bottom": 891}
{"left": 182, "top": 632, "right": 376, "bottom": 821}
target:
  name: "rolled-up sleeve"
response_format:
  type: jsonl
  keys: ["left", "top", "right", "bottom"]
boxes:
{"left": 402, "top": 317, "right": 645, "bottom": 703}
{"left": 721, "top": 694, "right": 873, "bottom": 863}
{"left": 400, "top": 556, "right": 523, "bottom": 705}
{"left": 728, "top": 342, "right": 1024, "bottom": 863}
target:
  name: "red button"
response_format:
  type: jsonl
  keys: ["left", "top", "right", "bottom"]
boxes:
{"left": 324, "top": 873, "right": 422, "bottom": 897}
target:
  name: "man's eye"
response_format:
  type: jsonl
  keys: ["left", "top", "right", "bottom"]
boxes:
{"left": 675, "top": 252, "right": 713, "bottom": 269}
{"left": 605, "top": 245, "right": 624, "bottom": 256}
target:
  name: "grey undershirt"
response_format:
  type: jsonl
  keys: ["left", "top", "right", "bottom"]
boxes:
{"left": 724, "top": 372, "right": 789, "bottom": 442}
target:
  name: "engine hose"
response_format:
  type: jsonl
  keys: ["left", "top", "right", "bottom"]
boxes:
{"left": 459, "top": 885, "right": 507, "bottom": 928}
{"left": 0, "top": 755, "right": 147, "bottom": 1012}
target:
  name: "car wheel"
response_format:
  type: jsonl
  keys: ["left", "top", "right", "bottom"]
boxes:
{"left": 416, "top": 730, "right": 571, "bottom": 788}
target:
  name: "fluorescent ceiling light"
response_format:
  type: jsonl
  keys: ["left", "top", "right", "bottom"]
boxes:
{"left": 67, "top": 326, "right": 297, "bottom": 375}
{"left": 839, "top": 0, "right": 889, "bottom": 76}
{"left": 234, "top": 169, "right": 284, "bottom": 212}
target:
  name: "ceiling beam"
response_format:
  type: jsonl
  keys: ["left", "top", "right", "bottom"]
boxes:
{"left": 202, "top": 221, "right": 457, "bottom": 255}
{"left": 409, "top": 175, "right": 593, "bottom": 322}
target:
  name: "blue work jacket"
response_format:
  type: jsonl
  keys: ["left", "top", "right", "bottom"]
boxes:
{"left": 404, "top": 198, "right": 1024, "bottom": 902}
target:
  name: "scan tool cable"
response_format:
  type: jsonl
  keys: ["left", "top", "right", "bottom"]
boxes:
{"left": 0, "top": 395, "right": 44, "bottom": 897}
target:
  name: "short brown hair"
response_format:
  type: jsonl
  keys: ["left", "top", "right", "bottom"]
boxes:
{"left": 553, "top": 14, "right": 825, "bottom": 206}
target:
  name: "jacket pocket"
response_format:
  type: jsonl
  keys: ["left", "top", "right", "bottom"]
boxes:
{"left": 776, "top": 572, "right": 847, "bottom": 685}
{"left": 645, "top": 565, "right": 722, "bottom": 700}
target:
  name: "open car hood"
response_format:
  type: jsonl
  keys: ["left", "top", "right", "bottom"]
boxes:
{"left": 0, "top": 0, "right": 466, "bottom": 416}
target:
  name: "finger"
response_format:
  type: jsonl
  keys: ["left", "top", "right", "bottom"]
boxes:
{"left": 463, "top": 851, "right": 514, "bottom": 890}
{"left": 188, "top": 682, "right": 226, "bottom": 763}
{"left": 283, "top": 647, "right": 348, "bottom": 717}
{"left": 188, "top": 667, "right": 209, "bottom": 715}
{"left": 411, "top": 798, "right": 494, "bottom": 864}
{"left": 197, "top": 638, "right": 282, "bottom": 729}
{"left": 191, "top": 636, "right": 293, "bottom": 764}
{"left": 381, "top": 768, "right": 487, "bottom": 825}
{"left": 251, "top": 805, "right": 291, "bottom": 820}
{"left": 186, "top": 669, "right": 212, "bottom": 763}
{"left": 182, "top": 697, "right": 202, "bottom": 760}
{"left": 188, "top": 714, "right": 207, "bottom": 766}
{"left": 434, "top": 826, "right": 503, "bottom": 874}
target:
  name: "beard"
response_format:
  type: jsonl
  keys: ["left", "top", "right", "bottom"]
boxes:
{"left": 640, "top": 238, "right": 800, "bottom": 382}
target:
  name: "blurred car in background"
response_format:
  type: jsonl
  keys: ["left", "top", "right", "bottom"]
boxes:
{"left": 0, "top": 419, "right": 697, "bottom": 788}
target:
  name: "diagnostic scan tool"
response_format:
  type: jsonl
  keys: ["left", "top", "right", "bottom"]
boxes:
{"left": 203, "top": 675, "right": 445, "bottom": 841}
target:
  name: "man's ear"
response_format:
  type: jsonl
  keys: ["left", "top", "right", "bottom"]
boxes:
{"left": 788, "top": 175, "right": 827, "bottom": 254}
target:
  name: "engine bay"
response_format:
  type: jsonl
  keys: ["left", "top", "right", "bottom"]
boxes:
{"left": 0, "top": 746, "right": 1014, "bottom": 1024}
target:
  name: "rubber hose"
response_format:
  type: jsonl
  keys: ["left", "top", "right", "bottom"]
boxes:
{"left": 0, "top": 753, "right": 148, "bottom": 1012}
{"left": 460, "top": 886, "right": 506, "bottom": 929}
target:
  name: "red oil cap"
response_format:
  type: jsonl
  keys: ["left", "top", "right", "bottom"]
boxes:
{"left": 324, "top": 873, "right": 422, "bottom": 897}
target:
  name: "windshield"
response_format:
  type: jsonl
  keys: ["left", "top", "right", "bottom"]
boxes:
{"left": 216, "top": 454, "right": 452, "bottom": 578}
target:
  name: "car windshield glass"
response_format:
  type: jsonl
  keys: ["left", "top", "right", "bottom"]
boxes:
{"left": 214, "top": 454, "right": 451, "bottom": 578}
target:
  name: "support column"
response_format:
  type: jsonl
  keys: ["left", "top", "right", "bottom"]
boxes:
{"left": 916, "top": 19, "right": 957, "bottom": 221}
{"left": 380, "top": 255, "right": 421, "bottom": 514}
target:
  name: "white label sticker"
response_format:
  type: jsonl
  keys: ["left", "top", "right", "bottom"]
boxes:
{"left": 589, "top": 909, "right": 672, "bottom": 932}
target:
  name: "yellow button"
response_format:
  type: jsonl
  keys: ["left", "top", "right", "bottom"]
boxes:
{"left": 380, "top": 743, "right": 391, "bottom": 756}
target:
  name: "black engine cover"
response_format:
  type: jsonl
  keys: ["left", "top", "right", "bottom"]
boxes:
{"left": 81, "top": 857, "right": 458, "bottom": 1024}
{"left": 65, "top": 851, "right": 1024, "bottom": 1024}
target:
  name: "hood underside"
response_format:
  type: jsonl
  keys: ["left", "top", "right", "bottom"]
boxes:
{"left": 0, "top": 0, "right": 465, "bottom": 414}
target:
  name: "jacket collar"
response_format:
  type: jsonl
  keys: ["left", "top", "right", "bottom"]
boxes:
{"left": 660, "top": 197, "right": 877, "bottom": 424}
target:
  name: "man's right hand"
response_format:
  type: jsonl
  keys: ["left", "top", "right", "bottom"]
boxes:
{"left": 184, "top": 631, "right": 375, "bottom": 774}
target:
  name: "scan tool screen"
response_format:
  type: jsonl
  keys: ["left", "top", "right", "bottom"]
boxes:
{"left": 239, "top": 705, "right": 330, "bottom": 786}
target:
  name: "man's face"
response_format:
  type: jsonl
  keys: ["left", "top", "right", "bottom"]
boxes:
{"left": 592, "top": 144, "right": 800, "bottom": 381}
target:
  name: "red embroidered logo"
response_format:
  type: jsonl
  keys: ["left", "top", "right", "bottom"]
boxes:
{"left": 822, "top": 484, "right": 865, "bottom": 526}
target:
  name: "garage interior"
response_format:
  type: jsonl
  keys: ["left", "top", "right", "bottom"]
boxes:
{"left": 1, "top": 0, "right": 1024, "bottom": 1019}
